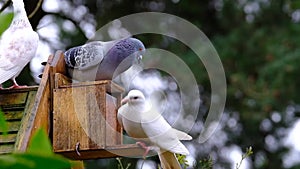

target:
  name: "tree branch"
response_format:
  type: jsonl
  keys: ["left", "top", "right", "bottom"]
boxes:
{"left": 0, "top": 0, "right": 12, "bottom": 13}
{"left": 28, "top": 0, "right": 43, "bottom": 19}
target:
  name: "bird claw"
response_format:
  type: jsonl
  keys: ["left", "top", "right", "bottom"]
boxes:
{"left": 136, "top": 141, "right": 152, "bottom": 159}
{"left": 8, "top": 84, "right": 27, "bottom": 89}
{"left": 75, "top": 142, "right": 81, "bottom": 156}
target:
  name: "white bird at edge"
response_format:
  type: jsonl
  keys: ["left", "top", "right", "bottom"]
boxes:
{"left": 0, "top": 0, "right": 39, "bottom": 89}
{"left": 118, "top": 90, "right": 192, "bottom": 169}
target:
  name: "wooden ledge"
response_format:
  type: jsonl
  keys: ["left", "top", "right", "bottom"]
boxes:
{"left": 0, "top": 86, "right": 39, "bottom": 94}
{"left": 55, "top": 144, "right": 156, "bottom": 160}
{"left": 54, "top": 73, "right": 124, "bottom": 93}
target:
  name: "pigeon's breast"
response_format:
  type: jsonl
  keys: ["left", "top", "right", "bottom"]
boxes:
{"left": 122, "top": 117, "right": 148, "bottom": 139}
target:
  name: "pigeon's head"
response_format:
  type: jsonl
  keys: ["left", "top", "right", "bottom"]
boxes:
{"left": 121, "top": 90, "right": 146, "bottom": 105}
{"left": 126, "top": 38, "right": 145, "bottom": 63}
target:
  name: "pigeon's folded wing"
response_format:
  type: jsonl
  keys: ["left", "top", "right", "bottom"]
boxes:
{"left": 172, "top": 128, "right": 192, "bottom": 140}
{"left": 0, "top": 57, "right": 15, "bottom": 70}
{"left": 65, "top": 41, "right": 105, "bottom": 70}
{"left": 0, "top": 66, "right": 21, "bottom": 84}
{"left": 141, "top": 110, "right": 190, "bottom": 155}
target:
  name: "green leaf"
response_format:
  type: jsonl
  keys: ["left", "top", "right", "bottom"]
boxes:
{"left": 0, "top": 129, "right": 78, "bottom": 169}
{"left": 0, "top": 108, "right": 8, "bottom": 136}
{"left": 176, "top": 154, "right": 189, "bottom": 169}
{"left": 26, "top": 129, "right": 53, "bottom": 155}
{"left": 0, "top": 153, "right": 73, "bottom": 169}
{"left": 0, "top": 12, "right": 13, "bottom": 36}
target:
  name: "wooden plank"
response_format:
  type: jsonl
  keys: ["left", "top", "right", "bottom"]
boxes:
{"left": 0, "top": 92, "right": 28, "bottom": 106}
{"left": 105, "top": 94, "right": 118, "bottom": 146}
{"left": 54, "top": 73, "right": 71, "bottom": 89}
{"left": 3, "top": 110, "right": 23, "bottom": 121}
{"left": 53, "top": 85, "right": 106, "bottom": 152}
{"left": 59, "top": 80, "right": 124, "bottom": 93}
{"left": 115, "top": 93, "right": 123, "bottom": 145}
{"left": 0, "top": 121, "right": 21, "bottom": 133}
{"left": 55, "top": 144, "right": 152, "bottom": 160}
{"left": 0, "top": 134, "right": 17, "bottom": 143}
{"left": 50, "top": 51, "right": 67, "bottom": 75}
{"left": 0, "top": 144, "right": 14, "bottom": 154}
{"left": 0, "top": 86, "right": 38, "bottom": 94}
{"left": 14, "top": 54, "right": 53, "bottom": 152}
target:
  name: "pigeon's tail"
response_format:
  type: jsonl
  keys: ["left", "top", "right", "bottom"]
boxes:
{"left": 158, "top": 151, "right": 182, "bottom": 169}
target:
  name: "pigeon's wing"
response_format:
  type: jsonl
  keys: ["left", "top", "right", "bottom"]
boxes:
{"left": 172, "top": 128, "right": 192, "bottom": 140}
{"left": 0, "top": 55, "right": 15, "bottom": 70}
{"left": 141, "top": 109, "right": 190, "bottom": 155}
{"left": 64, "top": 41, "right": 105, "bottom": 70}
{"left": 0, "top": 66, "right": 21, "bottom": 84}
{"left": 0, "top": 30, "right": 38, "bottom": 69}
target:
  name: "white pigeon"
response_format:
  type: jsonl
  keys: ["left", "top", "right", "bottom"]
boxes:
{"left": 0, "top": 0, "right": 39, "bottom": 89}
{"left": 118, "top": 90, "right": 192, "bottom": 169}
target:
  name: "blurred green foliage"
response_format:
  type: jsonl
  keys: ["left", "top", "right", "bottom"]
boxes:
{"left": 0, "top": 108, "right": 8, "bottom": 136}
{"left": 0, "top": 12, "right": 13, "bottom": 36}
{"left": 0, "top": 129, "right": 75, "bottom": 169}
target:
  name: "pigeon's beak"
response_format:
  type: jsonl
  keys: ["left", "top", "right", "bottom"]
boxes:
{"left": 137, "top": 55, "right": 143, "bottom": 64}
{"left": 121, "top": 96, "right": 129, "bottom": 105}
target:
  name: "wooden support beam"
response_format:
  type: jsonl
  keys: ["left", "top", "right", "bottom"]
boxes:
{"left": 14, "top": 55, "right": 53, "bottom": 152}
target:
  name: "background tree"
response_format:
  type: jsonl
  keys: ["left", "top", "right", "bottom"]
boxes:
{"left": 1, "top": 0, "right": 300, "bottom": 168}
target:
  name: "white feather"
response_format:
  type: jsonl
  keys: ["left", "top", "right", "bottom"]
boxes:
{"left": 0, "top": 0, "right": 39, "bottom": 86}
{"left": 118, "top": 90, "right": 192, "bottom": 155}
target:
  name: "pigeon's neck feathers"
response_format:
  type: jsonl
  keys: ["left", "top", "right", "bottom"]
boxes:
{"left": 129, "top": 100, "right": 152, "bottom": 113}
{"left": 11, "top": 0, "right": 31, "bottom": 28}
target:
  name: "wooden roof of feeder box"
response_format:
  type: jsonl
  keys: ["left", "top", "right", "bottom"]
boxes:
{"left": 0, "top": 51, "right": 146, "bottom": 160}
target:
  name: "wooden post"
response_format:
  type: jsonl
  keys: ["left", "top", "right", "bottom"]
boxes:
{"left": 14, "top": 54, "right": 54, "bottom": 152}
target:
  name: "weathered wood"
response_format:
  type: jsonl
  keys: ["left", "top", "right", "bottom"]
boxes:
{"left": 105, "top": 94, "right": 117, "bottom": 146}
{"left": 54, "top": 73, "right": 71, "bottom": 89}
{"left": 0, "top": 134, "right": 17, "bottom": 143}
{"left": 115, "top": 93, "right": 123, "bottom": 144}
{"left": 14, "top": 55, "right": 53, "bottom": 152}
{"left": 53, "top": 83, "right": 108, "bottom": 152}
{"left": 0, "top": 86, "right": 39, "bottom": 94}
{"left": 50, "top": 51, "right": 67, "bottom": 75}
{"left": 0, "top": 92, "right": 28, "bottom": 106}
{"left": 55, "top": 144, "right": 150, "bottom": 160}
{"left": 49, "top": 51, "right": 66, "bottom": 101}
{"left": 2, "top": 110, "right": 23, "bottom": 121}
{"left": 0, "top": 86, "right": 39, "bottom": 154}
{"left": 0, "top": 144, "right": 14, "bottom": 155}
{"left": 0, "top": 121, "right": 21, "bottom": 133}
{"left": 59, "top": 80, "right": 124, "bottom": 94}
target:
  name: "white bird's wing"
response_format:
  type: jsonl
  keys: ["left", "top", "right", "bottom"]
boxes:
{"left": 172, "top": 128, "right": 193, "bottom": 140}
{"left": 0, "top": 66, "right": 21, "bottom": 84}
{"left": 141, "top": 106, "right": 190, "bottom": 155}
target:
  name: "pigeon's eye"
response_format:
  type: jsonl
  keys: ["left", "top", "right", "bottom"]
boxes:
{"left": 139, "top": 48, "right": 143, "bottom": 51}
{"left": 132, "top": 96, "right": 139, "bottom": 100}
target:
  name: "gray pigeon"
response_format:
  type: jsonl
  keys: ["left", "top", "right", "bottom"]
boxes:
{"left": 64, "top": 38, "right": 145, "bottom": 81}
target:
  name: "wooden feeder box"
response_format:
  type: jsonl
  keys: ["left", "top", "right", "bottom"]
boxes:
{"left": 0, "top": 51, "right": 146, "bottom": 161}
